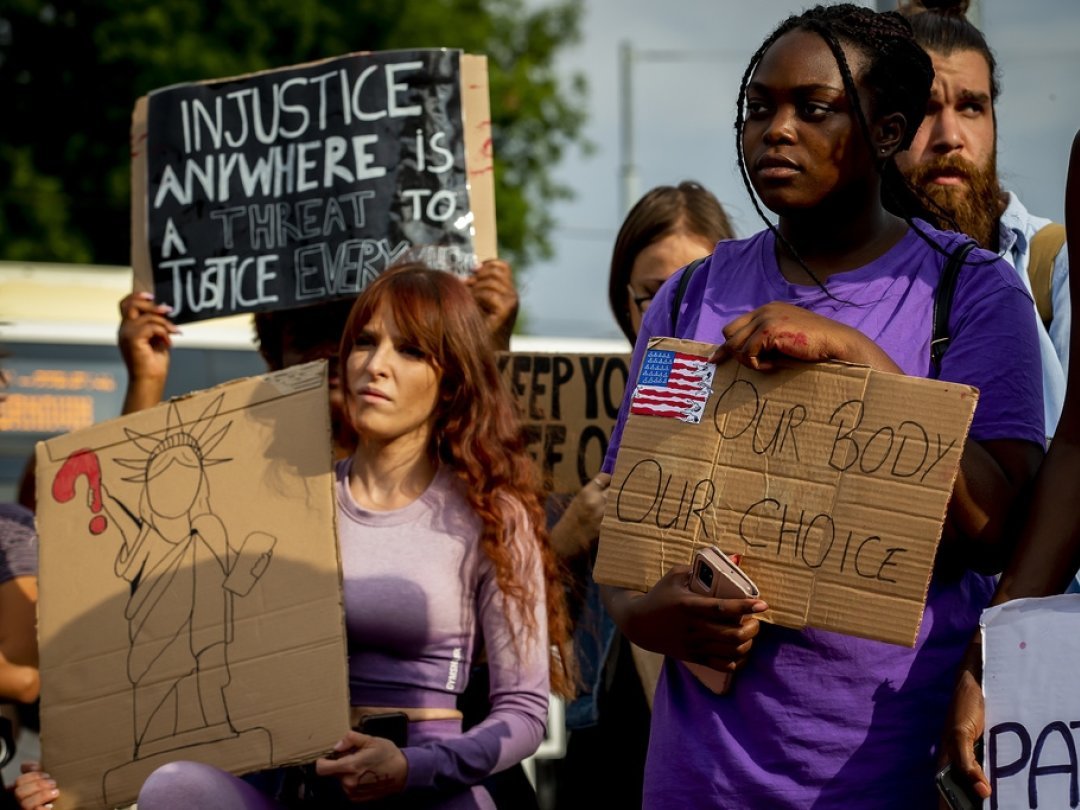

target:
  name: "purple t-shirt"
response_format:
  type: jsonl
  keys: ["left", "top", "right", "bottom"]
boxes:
{"left": 335, "top": 460, "right": 550, "bottom": 796}
{"left": 602, "top": 223, "right": 1044, "bottom": 808}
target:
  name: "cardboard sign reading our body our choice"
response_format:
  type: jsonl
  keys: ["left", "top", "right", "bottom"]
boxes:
{"left": 498, "top": 352, "right": 630, "bottom": 495}
{"left": 593, "top": 337, "right": 979, "bottom": 646}
{"left": 982, "top": 595, "right": 1080, "bottom": 810}
{"left": 34, "top": 362, "right": 349, "bottom": 810}
{"left": 131, "top": 49, "right": 496, "bottom": 324}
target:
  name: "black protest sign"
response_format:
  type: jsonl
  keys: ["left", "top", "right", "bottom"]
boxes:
{"left": 498, "top": 352, "right": 631, "bottom": 495}
{"left": 133, "top": 50, "right": 482, "bottom": 324}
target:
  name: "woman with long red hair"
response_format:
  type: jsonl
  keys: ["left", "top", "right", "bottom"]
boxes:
{"left": 15, "top": 264, "right": 572, "bottom": 810}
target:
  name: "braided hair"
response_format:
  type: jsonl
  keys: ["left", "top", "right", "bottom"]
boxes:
{"left": 734, "top": 4, "right": 949, "bottom": 290}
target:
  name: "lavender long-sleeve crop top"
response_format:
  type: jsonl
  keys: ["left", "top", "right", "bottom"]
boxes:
{"left": 335, "top": 460, "right": 550, "bottom": 793}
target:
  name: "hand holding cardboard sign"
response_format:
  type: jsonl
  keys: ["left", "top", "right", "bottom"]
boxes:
{"left": 12, "top": 763, "right": 59, "bottom": 810}
{"left": 714, "top": 301, "right": 902, "bottom": 373}
{"left": 316, "top": 731, "right": 408, "bottom": 803}
{"left": 550, "top": 473, "right": 611, "bottom": 559}
{"left": 118, "top": 291, "right": 180, "bottom": 415}
{"left": 466, "top": 258, "right": 519, "bottom": 351}
{"left": 603, "top": 566, "right": 768, "bottom": 672}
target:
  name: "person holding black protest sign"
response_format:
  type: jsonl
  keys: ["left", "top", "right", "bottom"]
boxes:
{"left": 551, "top": 181, "right": 733, "bottom": 809}
{"left": 598, "top": 6, "right": 1044, "bottom": 807}
{"left": 16, "top": 265, "right": 570, "bottom": 810}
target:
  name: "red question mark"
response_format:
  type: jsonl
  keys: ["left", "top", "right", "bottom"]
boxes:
{"left": 52, "top": 448, "right": 108, "bottom": 535}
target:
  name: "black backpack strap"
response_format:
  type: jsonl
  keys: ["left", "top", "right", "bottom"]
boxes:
{"left": 930, "top": 240, "right": 978, "bottom": 376}
{"left": 670, "top": 257, "right": 708, "bottom": 334}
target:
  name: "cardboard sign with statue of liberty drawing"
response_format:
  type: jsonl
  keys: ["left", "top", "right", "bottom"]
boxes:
{"left": 35, "top": 361, "right": 349, "bottom": 810}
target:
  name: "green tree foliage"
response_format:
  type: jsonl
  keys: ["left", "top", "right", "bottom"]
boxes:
{"left": 0, "top": 0, "right": 587, "bottom": 268}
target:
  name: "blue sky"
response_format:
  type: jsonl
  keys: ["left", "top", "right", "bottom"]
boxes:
{"left": 519, "top": 0, "right": 1080, "bottom": 339}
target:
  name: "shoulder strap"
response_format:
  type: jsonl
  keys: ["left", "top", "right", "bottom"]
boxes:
{"left": 1028, "top": 222, "right": 1066, "bottom": 329}
{"left": 670, "top": 257, "right": 707, "bottom": 334}
{"left": 931, "top": 240, "right": 978, "bottom": 376}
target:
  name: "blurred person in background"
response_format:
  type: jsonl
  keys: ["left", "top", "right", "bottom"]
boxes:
{"left": 897, "top": 0, "right": 1070, "bottom": 442}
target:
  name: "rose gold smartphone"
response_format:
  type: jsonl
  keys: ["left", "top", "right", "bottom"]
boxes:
{"left": 684, "top": 545, "right": 759, "bottom": 695}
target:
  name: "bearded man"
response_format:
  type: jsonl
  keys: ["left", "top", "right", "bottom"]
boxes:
{"left": 897, "top": 0, "right": 1070, "bottom": 439}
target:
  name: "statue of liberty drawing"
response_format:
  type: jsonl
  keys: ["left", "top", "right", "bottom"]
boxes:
{"left": 97, "top": 393, "right": 275, "bottom": 792}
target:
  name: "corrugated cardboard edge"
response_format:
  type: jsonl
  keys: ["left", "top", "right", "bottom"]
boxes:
{"left": 131, "top": 96, "right": 151, "bottom": 294}
{"left": 461, "top": 55, "right": 496, "bottom": 260}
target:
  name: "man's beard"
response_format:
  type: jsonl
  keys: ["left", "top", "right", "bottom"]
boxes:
{"left": 904, "top": 153, "right": 1004, "bottom": 250}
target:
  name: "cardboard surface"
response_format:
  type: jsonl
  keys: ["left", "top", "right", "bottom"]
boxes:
{"left": 594, "top": 337, "right": 978, "bottom": 647}
{"left": 131, "top": 49, "right": 495, "bottom": 323}
{"left": 982, "top": 595, "right": 1080, "bottom": 808}
{"left": 35, "top": 362, "right": 349, "bottom": 809}
{"left": 498, "top": 352, "right": 630, "bottom": 495}
{"left": 461, "top": 54, "right": 496, "bottom": 262}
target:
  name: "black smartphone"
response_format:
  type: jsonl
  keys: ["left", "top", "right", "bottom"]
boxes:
{"left": 936, "top": 740, "right": 985, "bottom": 810}
{"left": 357, "top": 711, "right": 409, "bottom": 747}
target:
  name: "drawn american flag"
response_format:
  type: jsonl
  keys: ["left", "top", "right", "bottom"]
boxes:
{"left": 630, "top": 349, "right": 715, "bottom": 423}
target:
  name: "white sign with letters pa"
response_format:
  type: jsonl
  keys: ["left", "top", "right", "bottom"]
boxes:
{"left": 982, "top": 594, "right": 1080, "bottom": 810}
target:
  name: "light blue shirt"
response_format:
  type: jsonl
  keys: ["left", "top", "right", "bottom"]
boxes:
{"left": 999, "top": 191, "right": 1070, "bottom": 441}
